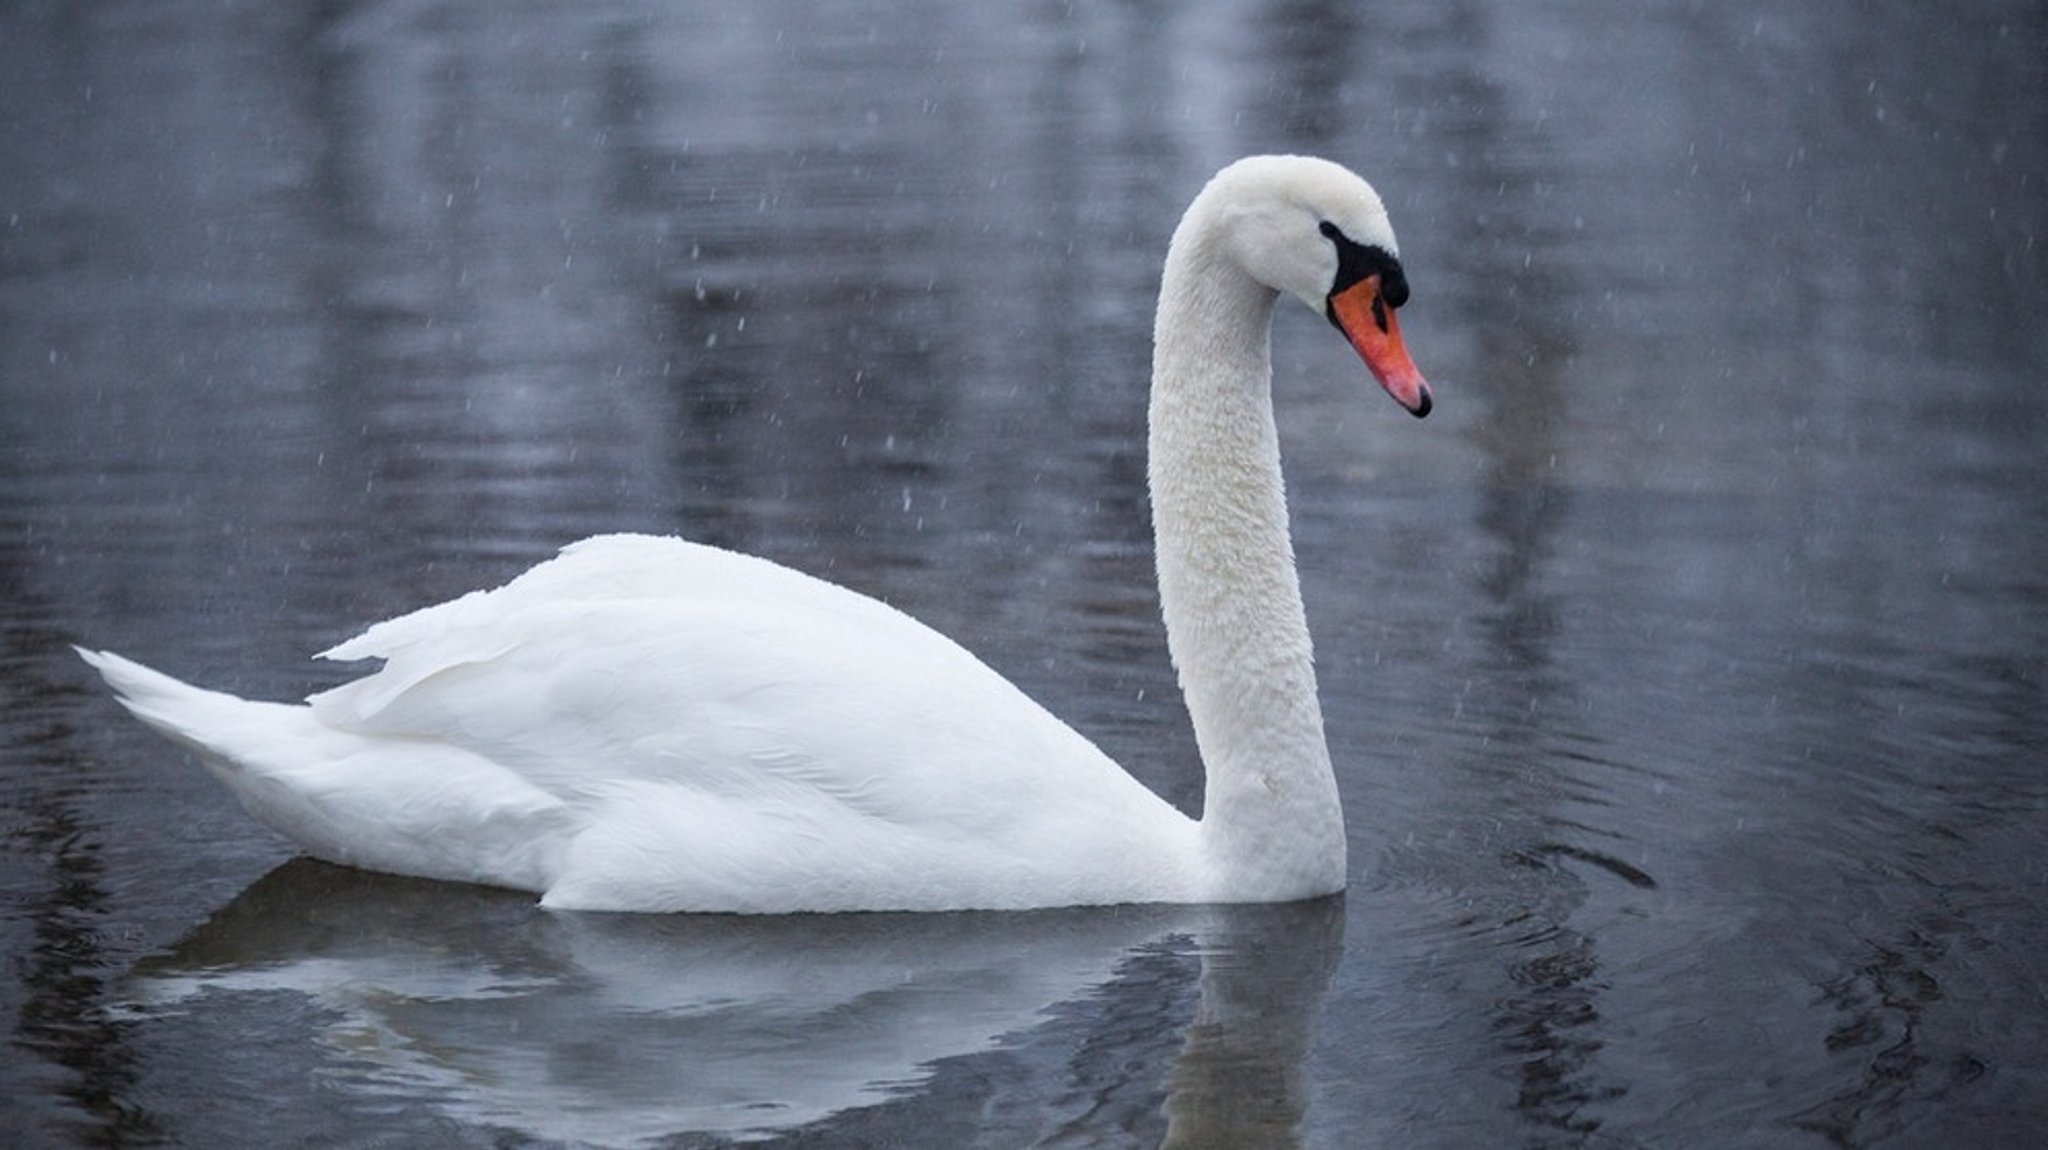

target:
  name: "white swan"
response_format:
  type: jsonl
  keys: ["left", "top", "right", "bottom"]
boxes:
{"left": 80, "top": 155, "right": 1432, "bottom": 913}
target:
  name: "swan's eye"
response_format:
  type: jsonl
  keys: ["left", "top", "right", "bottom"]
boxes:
{"left": 1320, "top": 222, "right": 1409, "bottom": 309}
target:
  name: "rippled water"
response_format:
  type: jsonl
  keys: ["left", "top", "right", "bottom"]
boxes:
{"left": 3, "top": 3, "right": 2043, "bottom": 1147}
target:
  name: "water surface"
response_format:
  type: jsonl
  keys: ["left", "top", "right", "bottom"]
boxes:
{"left": 3, "top": 2, "right": 2043, "bottom": 1147}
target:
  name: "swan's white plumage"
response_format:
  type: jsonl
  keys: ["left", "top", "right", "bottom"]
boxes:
{"left": 86, "top": 536, "right": 1200, "bottom": 912}
{"left": 82, "top": 155, "right": 1428, "bottom": 913}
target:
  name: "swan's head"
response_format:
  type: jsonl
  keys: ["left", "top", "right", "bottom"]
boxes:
{"left": 1200, "top": 155, "right": 1432, "bottom": 418}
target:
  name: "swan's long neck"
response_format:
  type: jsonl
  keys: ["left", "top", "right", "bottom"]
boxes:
{"left": 1148, "top": 212, "right": 1347, "bottom": 901}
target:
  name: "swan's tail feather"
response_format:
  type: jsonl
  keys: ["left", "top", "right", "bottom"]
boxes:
{"left": 77, "top": 646, "right": 572, "bottom": 894}
{"left": 74, "top": 647, "right": 299, "bottom": 774}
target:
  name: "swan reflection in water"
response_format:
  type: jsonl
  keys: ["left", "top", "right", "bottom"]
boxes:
{"left": 125, "top": 861, "right": 1342, "bottom": 1146}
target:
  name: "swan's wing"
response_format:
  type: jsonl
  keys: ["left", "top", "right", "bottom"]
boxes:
{"left": 304, "top": 535, "right": 1190, "bottom": 908}
{"left": 309, "top": 536, "right": 1096, "bottom": 798}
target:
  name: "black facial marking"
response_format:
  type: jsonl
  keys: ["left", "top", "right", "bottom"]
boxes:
{"left": 1319, "top": 221, "right": 1409, "bottom": 324}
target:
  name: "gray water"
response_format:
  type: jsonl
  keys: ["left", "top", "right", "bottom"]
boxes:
{"left": 3, "top": 3, "right": 2044, "bottom": 1147}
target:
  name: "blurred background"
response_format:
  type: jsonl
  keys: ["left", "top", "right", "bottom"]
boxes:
{"left": 2, "top": 2, "right": 2043, "bottom": 1146}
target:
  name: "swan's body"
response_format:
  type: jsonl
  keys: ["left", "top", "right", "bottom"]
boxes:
{"left": 82, "top": 155, "right": 1431, "bottom": 913}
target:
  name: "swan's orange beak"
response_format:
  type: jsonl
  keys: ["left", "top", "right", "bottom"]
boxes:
{"left": 1330, "top": 276, "right": 1432, "bottom": 418}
